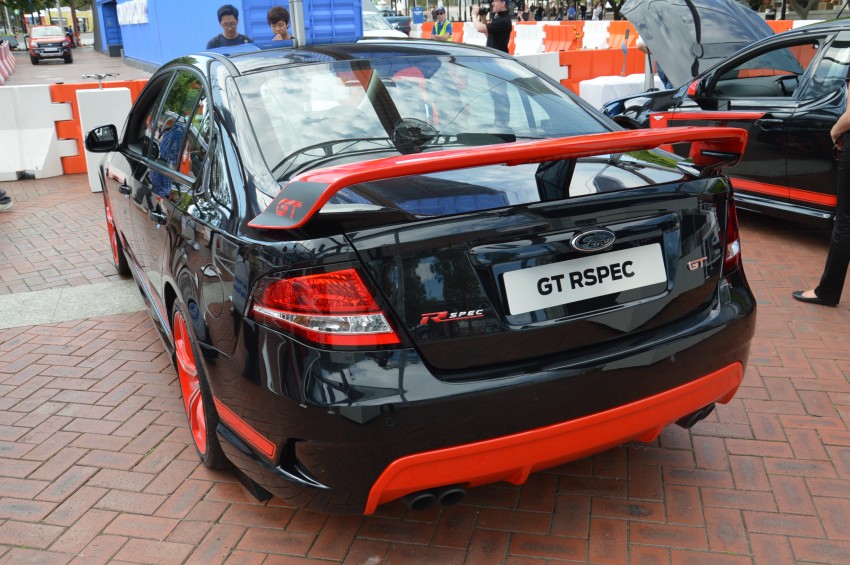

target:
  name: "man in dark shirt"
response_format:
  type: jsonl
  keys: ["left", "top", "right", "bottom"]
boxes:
{"left": 206, "top": 4, "right": 253, "bottom": 49}
{"left": 475, "top": 0, "right": 512, "bottom": 54}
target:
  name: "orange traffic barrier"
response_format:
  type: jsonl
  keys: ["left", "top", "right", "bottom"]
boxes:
{"left": 451, "top": 21, "right": 464, "bottom": 43}
{"left": 766, "top": 20, "right": 793, "bottom": 33}
{"left": 606, "top": 20, "right": 638, "bottom": 49}
{"left": 50, "top": 80, "right": 149, "bottom": 175}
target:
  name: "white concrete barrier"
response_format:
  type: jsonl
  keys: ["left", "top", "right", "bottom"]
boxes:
{"left": 462, "top": 22, "right": 487, "bottom": 47}
{"left": 78, "top": 88, "right": 133, "bottom": 193}
{"left": 0, "top": 85, "right": 77, "bottom": 181}
{"left": 581, "top": 20, "right": 610, "bottom": 50}
{"left": 513, "top": 23, "right": 546, "bottom": 56}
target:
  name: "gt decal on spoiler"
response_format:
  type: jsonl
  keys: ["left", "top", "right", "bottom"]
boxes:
{"left": 276, "top": 198, "right": 303, "bottom": 219}
{"left": 419, "top": 310, "right": 485, "bottom": 325}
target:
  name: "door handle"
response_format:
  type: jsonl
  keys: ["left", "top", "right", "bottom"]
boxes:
{"left": 149, "top": 210, "right": 167, "bottom": 225}
{"left": 118, "top": 183, "right": 132, "bottom": 195}
{"left": 754, "top": 118, "right": 783, "bottom": 128}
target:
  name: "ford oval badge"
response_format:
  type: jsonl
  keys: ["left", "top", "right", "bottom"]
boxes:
{"left": 571, "top": 229, "right": 616, "bottom": 253}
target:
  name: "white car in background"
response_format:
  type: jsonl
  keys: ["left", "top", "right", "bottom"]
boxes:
{"left": 362, "top": 7, "right": 407, "bottom": 38}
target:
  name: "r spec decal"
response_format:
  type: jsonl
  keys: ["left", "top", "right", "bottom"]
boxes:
{"left": 419, "top": 310, "right": 485, "bottom": 325}
{"left": 275, "top": 198, "right": 303, "bottom": 219}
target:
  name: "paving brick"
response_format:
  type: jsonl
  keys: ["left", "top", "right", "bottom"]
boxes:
{"left": 111, "top": 538, "right": 193, "bottom": 564}
{"left": 431, "top": 505, "right": 477, "bottom": 549}
{"left": 184, "top": 523, "right": 246, "bottom": 564}
{"left": 587, "top": 517, "right": 627, "bottom": 564}
{"left": 385, "top": 544, "right": 467, "bottom": 564}
{"left": 743, "top": 510, "right": 824, "bottom": 537}
{"left": 702, "top": 506, "right": 749, "bottom": 555}
{"left": 49, "top": 509, "right": 117, "bottom": 554}
{"left": 236, "top": 527, "right": 316, "bottom": 556}
{"left": 591, "top": 496, "right": 664, "bottom": 523}
{"left": 813, "top": 496, "right": 850, "bottom": 541}
{"left": 791, "top": 537, "right": 850, "bottom": 564}
{"left": 508, "top": 532, "right": 586, "bottom": 561}
{"left": 341, "top": 539, "right": 390, "bottom": 565}
{"left": 729, "top": 455, "right": 771, "bottom": 491}
{"left": 629, "top": 523, "right": 708, "bottom": 550}
{"left": 770, "top": 474, "right": 816, "bottom": 516}
{"left": 476, "top": 507, "right": 553, "bottom": 535}
{"left": 307, "top": 514, "right": 362, "bottom": 560}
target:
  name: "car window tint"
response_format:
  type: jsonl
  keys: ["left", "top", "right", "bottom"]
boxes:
{"left": 126, "top": 73, "right": 171, "bottom": 156}
{"left": 799, "top": 38, "right": 850, "bottom": 100}
{"left": 235, "top": 55, "right": 606, "bottom": 181}
{"left": 715, "top": 40, "right": 818, "bottom": 98}
{"left": 178, "top": 93, "right": 211, "bottom": 179}
{"left": 153, "top": 71, "right": 204, "bottom": 172}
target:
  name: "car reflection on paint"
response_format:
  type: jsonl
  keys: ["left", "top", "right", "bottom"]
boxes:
{"left": 85, "top": 39, "right": 756, "bottom": 514}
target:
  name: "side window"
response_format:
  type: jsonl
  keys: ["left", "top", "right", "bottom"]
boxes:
{"left": 798, "top": 38, "right": 850, "bottom": 100}
{"left": 178, "top": 94, "right": 210, "bottom": 179}
{"left": 714, "top": 40, "right": 819, "bottom": 98}
{"left": 186, "top": 136, "right": 234, "bottom": 230}
{"left": 126, "top": 73, "right": 171, "bottom": 155}
{"left": 152, "top": 71, "right": 204, "bottom": 172}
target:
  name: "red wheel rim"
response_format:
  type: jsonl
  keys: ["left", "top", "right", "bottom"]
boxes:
{"left": 173, "top": 311, "right": 207, "bottom": 454}
{"left": 104, "top": 201, "right": 120, "bottom": 267}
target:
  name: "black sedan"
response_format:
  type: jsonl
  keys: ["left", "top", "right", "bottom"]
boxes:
{"left": 86, "top": 39, "right": 756, "bottom": 514}
{"left": 604, "top": 1, "right": 850, "bottom": 227}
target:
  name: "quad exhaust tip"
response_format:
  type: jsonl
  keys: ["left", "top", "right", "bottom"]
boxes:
{"left": 403, "top": 485, "right": 466, "bottom": 511}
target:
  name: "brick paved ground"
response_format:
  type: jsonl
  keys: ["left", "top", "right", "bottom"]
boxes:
{"left": 1, "top": 175, "right": 849, "bottom": 564}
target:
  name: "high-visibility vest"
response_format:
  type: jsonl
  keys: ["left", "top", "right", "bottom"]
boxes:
{"left": 434, "top": 20, "right": 452, "bottom": 40}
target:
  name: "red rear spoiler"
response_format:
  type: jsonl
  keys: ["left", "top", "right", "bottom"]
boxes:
{"left": 248, "top": 126, "right": 747, "bottom": 231}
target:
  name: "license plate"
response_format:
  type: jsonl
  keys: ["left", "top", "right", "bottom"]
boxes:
{"left": 503, "top": 243, "right": 666, "bottom": 315}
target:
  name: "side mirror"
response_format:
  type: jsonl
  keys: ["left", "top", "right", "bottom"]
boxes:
{"left": 687, "top": 78, "right": 705, "bottom": 98}
{"left": 85, "top": 124, "right": 119, "bottom": 153}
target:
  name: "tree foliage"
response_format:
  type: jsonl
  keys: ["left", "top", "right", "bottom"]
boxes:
{"left": 605, "top": 0, "right": 628, "bottom": 20}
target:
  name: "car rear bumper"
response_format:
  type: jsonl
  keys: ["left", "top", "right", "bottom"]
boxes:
{"left": 364, "top": 361, "right": 743, "bottom": 513}
{"left": 211, "top": 271, "right": 755, "bottom": 513}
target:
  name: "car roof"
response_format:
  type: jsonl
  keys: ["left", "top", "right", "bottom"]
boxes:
{"left": 201, "top": 40, "right": 502, "bottom": 76}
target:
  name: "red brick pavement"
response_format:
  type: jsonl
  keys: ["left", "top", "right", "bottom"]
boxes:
{"left": 1, "top": 176, "right": 850, "bottom": 563}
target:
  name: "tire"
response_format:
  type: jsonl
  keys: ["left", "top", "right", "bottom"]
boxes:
{"left": 172, "top": 303, "right": 229, "bottom": 469}
{"left": 30, "top": 54, "right": 39, "bottom": 65}
{"left": 64, "top": 53, "right": 73, "bottom": 64}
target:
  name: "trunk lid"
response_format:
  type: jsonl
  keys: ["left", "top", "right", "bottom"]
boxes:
{"left": 347, "top": 165, "right": 731, "bottom": 374}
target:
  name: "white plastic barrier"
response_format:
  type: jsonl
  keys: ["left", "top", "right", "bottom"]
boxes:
{"left": 461, "top": 21, "right": 487, "bottom": 47}
{"left": 513, "top": 22, "right": 546, "bottom": 56}
{"left": 517, "top": 52, "right": 569, "bottom": 81}
{"left": 0, "top": 85, "right": 77, "bottom": 181}
{"left": 78, "top": 88, "right": 133, "bottom": 193}
{"left": 793, "top": 19, "right": 822, "bottom": 28}
{"left": 581, "top": 20, "right": 610, "bottom": 50}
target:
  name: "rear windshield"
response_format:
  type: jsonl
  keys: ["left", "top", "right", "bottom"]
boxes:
{"left": 235, "top": 55, "right": 607, "bottom": 182}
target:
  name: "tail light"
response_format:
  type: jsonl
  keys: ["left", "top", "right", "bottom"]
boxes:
{"left": 250, "top": 268, "right": 401, "bottom": 348}
{"left": 721, "top": 198, "right": 742, "bottom": 276}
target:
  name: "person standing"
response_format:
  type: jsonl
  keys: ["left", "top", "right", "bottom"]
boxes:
{"left": 267, "top": 6, "right": 293, "bottom": 41}
{"left": 431, "top": 7, "right": 452, "bottom": 41}
{"left": 792, "top": 102, "right": 850, "bottom": 307}
{"left": 206, "top": 4, "right": 253, "bottom": 49}
{"left": 475, "top": 0, "right": 512, "bottom": 54}
{"left": 592, "top": 1, "right": 603, "bottom": 20}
